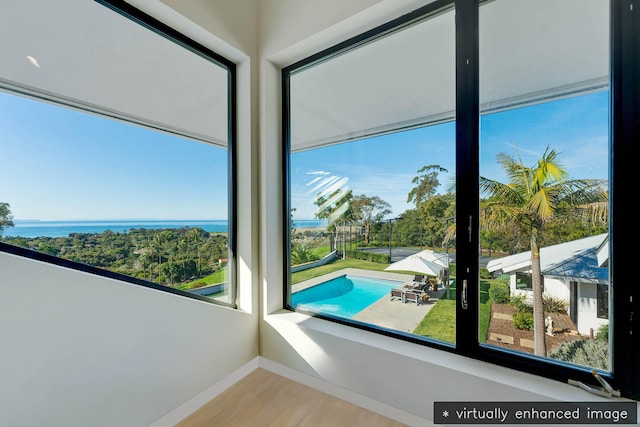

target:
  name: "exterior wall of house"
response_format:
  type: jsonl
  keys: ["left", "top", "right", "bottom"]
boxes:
{"left": 509, "top": 273, "right": 607, "bottom": 336}
{"left": 509, "top": 273, "right": 572, "bottom": 305}
{"left": 578, "top": 282, "right": 609, "bottom": 336}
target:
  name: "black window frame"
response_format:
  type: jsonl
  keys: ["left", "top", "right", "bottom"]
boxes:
{"left": 283, "top": 0, "right": 639, "bottom": 400}
{"left": 0, "top": 0, "right": 238, "bottom": 309}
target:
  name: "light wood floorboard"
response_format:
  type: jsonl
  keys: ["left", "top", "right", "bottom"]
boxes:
{"left": 176, "top": 368, "right": 408, "bottom": 427}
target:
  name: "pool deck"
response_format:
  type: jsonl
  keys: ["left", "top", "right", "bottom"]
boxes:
{"left": 293, "top": 268, "right": 447, "bottom": 333}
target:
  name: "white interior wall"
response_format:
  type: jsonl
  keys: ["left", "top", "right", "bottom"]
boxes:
{"left": 0, "top": 1, "right": 260, "bottom": 426}
{"left": 0, "top": 252, "right": 257, "bottom": 427}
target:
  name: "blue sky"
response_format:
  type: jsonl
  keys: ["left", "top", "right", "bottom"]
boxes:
{"left": 0, "top": 91, "right": 228, "bottom": 221}
{"left": 1, "top": 90, "right": 608, "bottom": 221}
{"left": 291, "top": 90, "right": 609, "bottom": 219}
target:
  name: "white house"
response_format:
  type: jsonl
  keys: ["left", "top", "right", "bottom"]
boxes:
{"left": 486, "top": 234, "right": 609, "bottom": 336}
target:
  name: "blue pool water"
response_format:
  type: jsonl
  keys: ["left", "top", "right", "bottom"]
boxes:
{"left": 291, "top": 274, "right": 403, "bottom": 318}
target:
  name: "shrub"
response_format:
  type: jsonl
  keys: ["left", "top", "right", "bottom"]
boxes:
{"left": 543, "top": 295, "right": 568, "bottom": 314}
{"left": 596, "top": 323, "right": 609, "bottom": 341}
{"left": 489, "top": 281, "right": 510, "bottom": 304}
{"left": 510, "top": 294, "right": 533, "bottom": 313}
{"left": 346, "top": 250, "right": 390, "bottom": 263}
{"left": 512, "top": 311, "right": 534, "bottom": 330}
{"left": 291, "top": 244, "right": 320, "bottom": 264}
{"left": 548, "top": 338, "right": 609, "bottom": 371}
{"left": 188, "top": 281, "right": 208, "bottom": 289}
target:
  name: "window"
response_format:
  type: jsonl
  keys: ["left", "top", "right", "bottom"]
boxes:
{"left": 285, "top": 0, "right": 640, "bottom": 400}
{"left": 285, "top": 4, "right": 456, "bottom": 346}
{"left": 479, "top": 0, "right": 610, "bottom": 370}
{"left": 515, "top": 272, "right": 534, "bottom": 291}
{"left": 0, "top": 0, "right": 236, "bottom": 306}
{"left": 597, "top": 284, "right": 609, "bottom": 319}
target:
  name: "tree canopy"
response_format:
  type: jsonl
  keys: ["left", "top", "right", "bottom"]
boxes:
{"left": 407, "top": 164, "right": 448, "bottom": 209}
{"left": 350, "top": 194, "right": 392, "bottom": 244}
{"left": 0, "top": 202, "right": 14, "bottom": 235}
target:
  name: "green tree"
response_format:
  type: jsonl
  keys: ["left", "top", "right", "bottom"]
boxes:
{"left": 0, "top": 202, "right": 14, "bottom": 235}
{"left": 187, "top": 228, "right": 204, "bottom": 276}
{"left": 418, "top": 193, "right": 455, "bottom": 247}
{"left": 351, "top": 194, "right": 392, "bottom": 244}
{"left": 138, "top": 251, "right": 152, "bottom": 281}
{"left": 159, "top": 261, "right": 180, "bottom": 285}
{"left": 407, "top": 165, "right": 448, "bottom": 209}
{"left": 150, "top": 232, "right": 166, "bottom": 265}
{"left": 480, "top": 145, "right": 608, "bottom": 356}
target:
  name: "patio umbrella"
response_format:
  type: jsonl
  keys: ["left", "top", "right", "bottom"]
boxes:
{"left": 414, "top": 249, "right": 448, "bottom": 267}
{"left": 384, "top": 254, "right": 444, "bottom": 277}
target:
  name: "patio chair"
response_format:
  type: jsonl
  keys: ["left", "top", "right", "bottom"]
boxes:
{"left": 404, "top": 289, "right": 422, "bottom": 305}
{"left": 390, "top": 288, "right": 405, "bottom": 302}
{"left": 413, "top": 274, "right": 426, "bottom": 287}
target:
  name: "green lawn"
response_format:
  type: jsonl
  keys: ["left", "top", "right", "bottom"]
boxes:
{"left": 177, "top": 267, "right": 228, "bottom": 291}
{"left": 412, "top": 279, "right": 493, "bottom": 343}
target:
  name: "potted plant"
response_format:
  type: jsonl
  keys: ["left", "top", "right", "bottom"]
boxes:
{"left": 421, "top": 292, "right": 430, "bottom": 303}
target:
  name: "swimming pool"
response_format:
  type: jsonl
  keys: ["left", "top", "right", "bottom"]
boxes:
{"left": 291, "top": 274, "right": 403, "bottom": 318}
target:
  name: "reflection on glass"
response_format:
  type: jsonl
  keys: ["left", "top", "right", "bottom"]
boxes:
{"left": 479, "top": 0, "right": 610, "bottom": 370}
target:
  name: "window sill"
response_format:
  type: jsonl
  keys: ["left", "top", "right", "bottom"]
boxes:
{"left": 265, "top": 310, "right": 634, "bottom": 404}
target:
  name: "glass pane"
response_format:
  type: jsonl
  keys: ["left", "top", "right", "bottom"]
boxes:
{"left": 479, "top": 0, "right": 610, "bottom": 371}
{"left": 0, "top": 0, "right": 233, "bottom": 304}
{"left": 288, "top": 7, "right": 456, "bottom": 344}
{"left": 0, "top": 91, "right": 231, "bottom": 303}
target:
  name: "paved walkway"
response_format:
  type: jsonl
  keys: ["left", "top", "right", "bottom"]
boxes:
{"left": 294, "top": 268, "right": 446, "bottom": 334}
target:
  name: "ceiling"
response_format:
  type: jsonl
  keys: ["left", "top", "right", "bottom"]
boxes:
{"left": 0, "top": 0, "right": 229, "bottom": 146}
{"left": 0, "top": 0, "right": 609, "bottom": 151}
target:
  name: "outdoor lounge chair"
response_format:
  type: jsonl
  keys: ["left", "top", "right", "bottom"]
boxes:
{"left": 413, "top": 274, "right": 426, "bottom": 287}
{"left": 390, "top": 288, "right": 405, "bottom": 302}
{"left": 404, "top": 289, "right": 422, "bottom": 305}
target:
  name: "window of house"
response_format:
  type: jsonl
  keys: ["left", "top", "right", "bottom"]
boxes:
{"left": 0, "top": 0, "right": 236, "bottom": 307}
{"left": 285, "top": 0, "right": 638, "bottom": 400}
{"left": 597, "top": 284, "right": 609, "bottom": 319}
{"left": 515, "top": 272, "right": 533, "bottom": 291}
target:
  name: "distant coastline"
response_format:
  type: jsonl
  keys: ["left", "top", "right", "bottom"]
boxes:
{"left": 4, "top": 219, "right": 326, "bottom": 238}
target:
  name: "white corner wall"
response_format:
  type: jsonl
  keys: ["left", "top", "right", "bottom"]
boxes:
{"left": 0, "top": 252, "right": 257, "bottom": 427}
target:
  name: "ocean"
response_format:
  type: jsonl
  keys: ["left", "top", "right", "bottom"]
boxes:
{"left": 3, "top": 219, "right": 327, "bottom": 238}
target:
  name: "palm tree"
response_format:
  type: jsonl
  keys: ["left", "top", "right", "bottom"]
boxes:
{"left": 480, "top": 145, "right": 607, "bottom": 356}
{"left": 0, "top": 202, "right": 14, "bottom": 235}
{"left": 187, "top": 228, "right": 203, "bottom": 276}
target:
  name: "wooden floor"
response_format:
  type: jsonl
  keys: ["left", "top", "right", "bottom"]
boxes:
{"left": 176, "top": 368, "right": 408, "bottom": 427}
